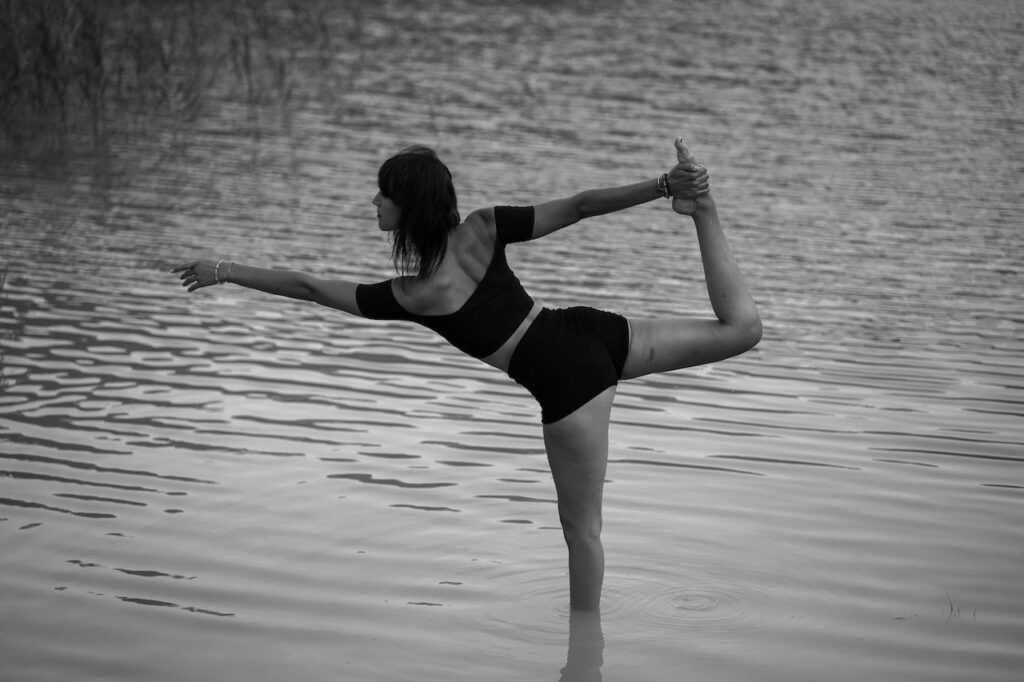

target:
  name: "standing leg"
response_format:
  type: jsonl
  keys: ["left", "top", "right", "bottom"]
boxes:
{"left": 543, "top": 386, "right": 616, "bottom": 612}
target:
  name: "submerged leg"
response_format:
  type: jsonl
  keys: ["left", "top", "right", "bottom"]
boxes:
{"left": 560, "top": 609, "right": 604, "bottom": 681}
{"left": 543, "top": 386, "right": 616, "bottom": 612}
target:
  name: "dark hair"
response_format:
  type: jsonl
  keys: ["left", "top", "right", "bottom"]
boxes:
{"left": 378, "top": 145, "right": 460, "bottom": 279}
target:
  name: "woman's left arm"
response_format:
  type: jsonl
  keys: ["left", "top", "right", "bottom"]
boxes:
{"left": 171, "top": 260, "right": 363, "bottom": 316}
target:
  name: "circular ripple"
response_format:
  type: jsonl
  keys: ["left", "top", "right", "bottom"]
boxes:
{"left": 670, "top": 590, "right": 723, "bottom": 613}
{"left": 480, "top": 566, "right": 797, "bottom": 646}
{"left": 601, "top": 576, "right": 762, "bottom": 634}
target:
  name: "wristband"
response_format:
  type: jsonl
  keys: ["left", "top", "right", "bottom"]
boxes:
{"left": 657, "top": 173, "right": 671, "bottom": 198}
{"left": 215, "top": 260, "right": 227, "bottom": 284}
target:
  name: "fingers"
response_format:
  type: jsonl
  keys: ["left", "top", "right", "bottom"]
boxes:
{"left": 171, "top": 260, "right": 204, "bottom": 293}
{"left": 667, "top": 163, "right": 707, "bottom": 189}
{"left": 667, "top": 162, "right": 710, "bottom": 198}
{"left": 670, "top": 160, "right": 707, "bottom": 174}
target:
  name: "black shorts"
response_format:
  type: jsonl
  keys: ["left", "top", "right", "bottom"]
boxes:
{"left": 508, "top": 306, "right": 630, "bottom": 424}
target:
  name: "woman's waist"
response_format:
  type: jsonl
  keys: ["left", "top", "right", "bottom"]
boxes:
{"left": 480, "top": 301, "right": 544, "bottom": 373}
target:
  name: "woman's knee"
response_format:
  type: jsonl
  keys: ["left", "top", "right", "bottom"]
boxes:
{"left": 559, "top": 511, "right": 603, "bottom": 549}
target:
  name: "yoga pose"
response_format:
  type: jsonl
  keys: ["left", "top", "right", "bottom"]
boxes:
{"left": 172, "top": 138, "right": 761, "bottom": 612}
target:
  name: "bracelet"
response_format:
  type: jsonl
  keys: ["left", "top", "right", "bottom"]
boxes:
{"left": 215, "top": 260, "right": 226, "bottom": 284}
{"left": 657, "top": 173, "right": 671, "bottom": 198}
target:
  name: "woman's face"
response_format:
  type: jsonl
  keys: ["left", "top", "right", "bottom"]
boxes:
{"left": 372, "top": 191, "right": 401, "bottom": 232}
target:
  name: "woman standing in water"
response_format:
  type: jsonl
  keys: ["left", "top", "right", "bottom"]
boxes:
{"left": 173, "top": 138, "right": 761, "bottom": 612}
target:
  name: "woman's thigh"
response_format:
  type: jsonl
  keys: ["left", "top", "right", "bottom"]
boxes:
{"left": 621, "top": 316, "right": 738, "bottom": 381}
{"left": 542, "top": 386, "right": 616, "bottom": 526}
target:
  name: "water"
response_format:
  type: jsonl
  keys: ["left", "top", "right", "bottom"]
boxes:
{"left": 2, "top": 0, "right": 1022, "bottom": 680}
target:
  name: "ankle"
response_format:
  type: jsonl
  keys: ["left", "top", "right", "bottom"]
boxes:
{"left": 692, "top": 193, "right": 716, "bottom": 216}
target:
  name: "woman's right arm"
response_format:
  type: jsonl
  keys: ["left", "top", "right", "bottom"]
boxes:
{"left": 171, "top": 260, "right": 363, "bottom": 316}
{"left": 530, "top": 163, "right": 709, "bottom": 240}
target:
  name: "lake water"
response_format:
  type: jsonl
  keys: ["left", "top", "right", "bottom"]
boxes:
{"left": 2, "top": 0, "right": 1022, "bottom": 680}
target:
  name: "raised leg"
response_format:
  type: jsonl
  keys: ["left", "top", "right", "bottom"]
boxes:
{"left": 621, "top": 139, "right": 761, "bottom": 380}
{"left": 543, "top": 386, "right": 616, "bottom": 612}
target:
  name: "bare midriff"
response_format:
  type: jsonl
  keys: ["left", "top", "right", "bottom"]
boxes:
{"left": 480, "top": 301, "right": 543, "bottom": 373}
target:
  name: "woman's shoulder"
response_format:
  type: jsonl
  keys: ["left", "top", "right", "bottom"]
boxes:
{"left": 459, "top": 205, "right": 534, "bottom": 245}
{"left": 463, "top": 207, "right": 496, "bottom": 234}
{"left": 451, "top": 208, "right": 497, "bottom": 250}
{"left": 460, "top": 205, "right": 533, "bottom": 235}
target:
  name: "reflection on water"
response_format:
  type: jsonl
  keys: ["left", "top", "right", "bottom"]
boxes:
{"left": 2, "top": 0, "right": 1023, "bottom": 680}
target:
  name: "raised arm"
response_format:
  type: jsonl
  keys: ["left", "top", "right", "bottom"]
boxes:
{"left": 171, "top": 260, "right": 363, "bottom": 316}
{"left": 530, "top": 163, "right": 709, "bottom": 240}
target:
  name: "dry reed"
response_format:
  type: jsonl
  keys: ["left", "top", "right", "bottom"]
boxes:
{"left": 0, "top": 0, "right": 334, "bottom": 137}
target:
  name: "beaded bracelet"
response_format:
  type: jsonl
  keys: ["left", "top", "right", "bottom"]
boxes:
{"left": 657, "top": 173, "right": 671, "bottom": 198}
{"left": 215, "top": 260, "right": 226, "bottom": 284}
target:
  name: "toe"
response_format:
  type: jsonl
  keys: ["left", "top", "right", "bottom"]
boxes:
{"left": 674, "top": 138, "right": 695, "bottom": 163}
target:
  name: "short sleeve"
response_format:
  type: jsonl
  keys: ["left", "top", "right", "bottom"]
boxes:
{"left": 355, "top": 280, "right": 402, "bottom": 319}
{"left": 494, "top": 206, "right": 534, "bottom": 244}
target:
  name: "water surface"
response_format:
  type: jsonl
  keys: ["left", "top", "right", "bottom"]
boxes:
{"left": 2, "top": 1, "right": 1022, "bottom": 680}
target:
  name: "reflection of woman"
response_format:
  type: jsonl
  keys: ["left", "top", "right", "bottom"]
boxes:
{"left": 173, "top": 138, "right": 761, "bottom": 612}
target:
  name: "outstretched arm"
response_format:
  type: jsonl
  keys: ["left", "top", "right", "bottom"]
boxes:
{"left": 171, "top": 260, "right": 363, "bottom": 316}
{"left": 531, "top": 163, "right": 709, "bottom": 240}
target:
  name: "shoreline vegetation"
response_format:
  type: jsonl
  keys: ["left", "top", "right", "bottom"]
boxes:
{"left": 0, "top": 261, "right": 11, "bottom": 391}
{"left": 0, "top": 0, "right": 336, "bottom": 140}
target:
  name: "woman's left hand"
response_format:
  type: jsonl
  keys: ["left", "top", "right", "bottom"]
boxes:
{"left": 171, "top": 260, "right": 219, "bottom": 292}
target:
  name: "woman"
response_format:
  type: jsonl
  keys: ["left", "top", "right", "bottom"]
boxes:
{"left": 172, "top": 138, "right": 761, "bottom": 612}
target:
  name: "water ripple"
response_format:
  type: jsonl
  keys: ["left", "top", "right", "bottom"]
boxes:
{"left": 327, "top": 473, "right": 456, "bottom": 489}
{"left": 2, "top": 1, "right": 1022, "bottom": 680}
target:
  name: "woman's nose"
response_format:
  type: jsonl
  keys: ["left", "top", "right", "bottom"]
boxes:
{"left": 372, "top": 192, "right": 381, "bottom": 206}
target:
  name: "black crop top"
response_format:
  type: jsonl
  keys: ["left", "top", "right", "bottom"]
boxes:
{"left": 355, "top": 206, "right": 535, "bottom": 358}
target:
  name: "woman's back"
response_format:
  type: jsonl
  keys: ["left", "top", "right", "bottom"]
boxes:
{"left": 390, "top": 211, "right": 497, "bottom": 317}
{"left": 355, "top": 205, "right": 540, "bottom": 370}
